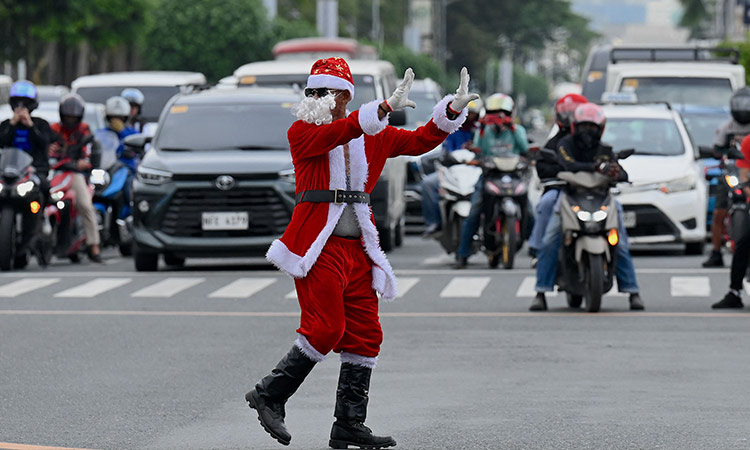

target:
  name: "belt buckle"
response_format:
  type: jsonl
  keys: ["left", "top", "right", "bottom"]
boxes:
{"left": 334, "top": 189, "right": 344, "bottom": 205}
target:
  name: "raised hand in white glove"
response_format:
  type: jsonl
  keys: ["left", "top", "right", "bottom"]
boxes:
{"left": 385, "top": 68, "right": 417, "bottom": 112}
{"left": 449, "top": 67, "right": 480, "bottom": 112}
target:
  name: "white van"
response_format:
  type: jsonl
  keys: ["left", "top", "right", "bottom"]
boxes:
{"left": 605, "top": 47, "right": 745, "bottom": 108}
{"left": 71, "top": 71, "right": 207, "bottom": 124}
{"left": 230, "top": 59, "right": 407, "bottom": 250}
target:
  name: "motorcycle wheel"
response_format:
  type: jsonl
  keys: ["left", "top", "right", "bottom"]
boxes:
{"left": 501, "top": 218, "right": 518, "bottom": 270}
{"left": 488, "top": 253, "right": 500, "bottom": 268}
{"left": 14, "top": 252, "right": 29, "bottom": 269}
{"left": 68, "top": 253, "right": 81, "bottom": 263}
{"left": 566, "top": 293, "right": 583, "bottom": 308}
{"left": 584, "top": 252, "right": 604, "bottom": 313}
{"left": 450, "top": 215, "right": 464, "bottom": 254}
{"left": 119, "top": 242, "right": 133, "bottom": 257}
{"left": 0, "top": 206, "right": 16, "bottom": 271}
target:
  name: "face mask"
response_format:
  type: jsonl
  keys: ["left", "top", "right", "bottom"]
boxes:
{"left": 109, "top": 117, "right": 125, "bottom": 133}
{"left": 574, "top": 129, "right": 600, "bottom": 150}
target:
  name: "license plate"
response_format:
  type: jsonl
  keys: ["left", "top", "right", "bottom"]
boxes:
{"left": 201, "top": 212, "right": 249, "bottom": 230}
{"left": 622, "top": 211, "right": 637, "bottom": 228}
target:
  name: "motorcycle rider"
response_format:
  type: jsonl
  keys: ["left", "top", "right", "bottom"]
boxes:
{"left": 531, "top": 103, "right": 644, "bottom": 311}
{"left": 712, "top": 132, "right": 750, "bottom": 308}
{"left": 0, "top": 81, "right": 53, "bottom": 258}
{"left": 528, "top": 93, "right": 588, "bottom": 261}
{"left": 454, "top": 93, "right": 529, "bottom": 268}
{"left": 421, "top": 98, "right": 482, "bottom": 237}
{"left": 102, "top": 96, "right": 139, "bottom": 172}
{"left": 49, "top": 93, "right": 103, "bottom": 263}
{"left": 702, "top": 87, "right": 750, "bottom": 267}
{"left": 120, "top": 88, "right": 146, "bottom": 132}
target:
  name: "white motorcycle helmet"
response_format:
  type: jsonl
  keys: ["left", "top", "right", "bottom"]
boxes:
{"left": 105, "top": 96, "right": 131, "bottom": 117}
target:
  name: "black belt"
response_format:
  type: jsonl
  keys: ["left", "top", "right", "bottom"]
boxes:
{"left": 296, "top": 189, "right": 370, "bottom": 205}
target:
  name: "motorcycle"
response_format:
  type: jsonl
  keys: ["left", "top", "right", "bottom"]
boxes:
{"left": 434, "top": 149, "right": 482, "bottom": 255}
{"left": 699, "top": 143, "right": 746, "bottom": 252}
{"left": 477, "top": 149, "right": 530, "bottom": 269}
{"left": 91, "top": 129, "right": 134, "bottom": 256}
{"left": 0, "top": 147, "right": 47, "bottom": 270}
{"left": 550, "top": 149, "right": 634, "bottom": 312}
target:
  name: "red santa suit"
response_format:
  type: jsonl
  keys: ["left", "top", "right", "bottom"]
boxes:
{"left": 267, "top": 67, "right": 467, "bottom": 368}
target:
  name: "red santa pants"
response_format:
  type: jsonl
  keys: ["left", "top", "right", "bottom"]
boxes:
{"left": 295, "top": 236, "right": 383, "bottom": 358}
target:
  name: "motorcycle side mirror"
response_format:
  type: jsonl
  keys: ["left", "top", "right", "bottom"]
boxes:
{"left": 123, "top": 134, "right": 152, "bottom": 154}
{"left": 728, "top": 146, "right": 745, "bottom": 160}
{"left": 698, "top": 146, "right": 717, "bottom": 159}
{"left": 388, "top": 110, "right": 407, "bottom": 127}
{"left": 616, "top": 148, "right": 635, "bottom": 159}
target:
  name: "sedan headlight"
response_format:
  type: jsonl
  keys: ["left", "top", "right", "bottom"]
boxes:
{"left": 660, "top": 174, "right": 697, "bottom": 194}
{"left": 137, "top": 166, "right": 173, "bottom": 185}
{"left": 16, "top": 180, "right": 35, "bottom": 197}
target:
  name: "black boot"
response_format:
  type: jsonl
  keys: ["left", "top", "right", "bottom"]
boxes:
{"left": 712, "top": 291, "right": 744, "bottom": 309}
{"left": 246, "top": 345, "right": 317, "bottom": 446}
{"left": 702, "top": 250, "right": 724, "bottom": 268}
{"left": 529, "top": 292, "right": 547, "bottom": 311}
{"left": 329, "top": 363, "right": 396, "bottom": 449}
{"left": 629, "top": 293, "right": 644, "bottom": 310}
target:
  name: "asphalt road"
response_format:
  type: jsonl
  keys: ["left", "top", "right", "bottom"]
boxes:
{"left": 1, "top": 236, "right": 749, "bottom": 450}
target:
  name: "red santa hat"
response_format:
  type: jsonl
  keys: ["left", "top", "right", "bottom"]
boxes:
{"left": 306, "top": 57, "right": 355, "bottom": 96}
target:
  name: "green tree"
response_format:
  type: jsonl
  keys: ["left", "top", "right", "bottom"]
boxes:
{"left": 677, "top": 0, "right": 711, "bottom": 39}
{"left": 144, "top": 0, "right": 314, "bottom": 82}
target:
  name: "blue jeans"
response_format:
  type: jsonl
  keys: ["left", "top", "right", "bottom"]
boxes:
{"left": 457, "top": 177, "right": 484, "bottom": 259}
{"left": 421, "top": 172, "right": 441, "bottom": 228}
{"left": 528, "top": 189, "right": 560, "bottom": 253}
{"left": 535, "top": 200, "right": 639, "bottom": 293}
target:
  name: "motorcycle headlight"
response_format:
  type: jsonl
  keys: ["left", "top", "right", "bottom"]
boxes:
{"left": 0, "top": 184, "right": 3, "bottom": 194}
{"left": 725, "top": 175, "right": 740, "bottom": 188}
{"left": 592, "top": 210, "right": 607, "bottom": 222}
{"left": 16, "top": 180, "right": 35, "bottom": 197}
{"left": 660, "top": 174, "right": 697, "bottom": 194}
{"left": 90, "top": 169, "right": 110, "bottom": 187}
{"left": 51, "top": 191, "right": 64, "bottom": 201}
{"left": 576, "top": 211, "right": 593, "bottom": 222}
{"left": 136, "top": 166, "right": 173, "bottom": 185}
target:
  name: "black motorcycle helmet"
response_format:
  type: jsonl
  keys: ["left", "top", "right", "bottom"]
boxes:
{"left": 730, "top": 87, "right": 750, "bottom": 125}
{"left": 59, "top": 93, "right": 86, "bottom": 129}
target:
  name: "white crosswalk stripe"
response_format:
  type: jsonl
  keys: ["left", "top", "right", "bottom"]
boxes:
{"left": 286, "top": 289, "right": 297, "bottom": 299}
{"left": 0, "top": 278, "right": 60, "bottom": 298}
{"left": 670, "top": 276, "right": 711, "bottom": 297}
{"left": 131, "top": 278, "right": 205, "bottom": 298}
{"left": 440, "top": 277, "right": 491, "bottom": 298}
{"left": 396, "top": 277, "right": 420, "bottom": 298}
{"left": 516, "top": 276, "right": 557, "bottom": 298}
{"left": 55, "top": 278, "right": 132, "bottom": 298}
{"left": 209, "top": 278, "right": 277, "bottom": 298}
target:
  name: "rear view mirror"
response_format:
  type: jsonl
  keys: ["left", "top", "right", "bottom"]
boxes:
{"left": 389, "top": 109, "right": 407, "bottom": 127}
{"left": 123, "top": 134, "right": 152, "bottom": 155}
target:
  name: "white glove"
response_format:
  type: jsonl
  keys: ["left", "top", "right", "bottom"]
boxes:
{"left": 385, "top": 68, "right": 417, "bottom": 111}
{"left": 450, "top": 67, "right": 480, "bottom": 112}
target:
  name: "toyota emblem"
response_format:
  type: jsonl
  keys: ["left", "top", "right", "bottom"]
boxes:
{"left": 215, "top": 175, "right": 236, "bottom": 190}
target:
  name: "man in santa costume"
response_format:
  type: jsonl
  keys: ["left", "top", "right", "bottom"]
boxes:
{"left": 245, "top": 57, "right": 478, "bottom": 449}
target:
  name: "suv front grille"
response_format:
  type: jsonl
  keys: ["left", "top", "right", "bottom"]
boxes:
{"left": 160, "top": 187, "right": 291, "bottom": 237}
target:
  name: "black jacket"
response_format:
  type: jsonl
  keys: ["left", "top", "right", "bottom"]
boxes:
{"left": 0, "top": 117, "right": 53, "bottom": 176}
{"left": 546, "top": 134, "right": 628, "bottom": 182}
{"left": 536, "top": 129, "right": 569, "bottom": 180}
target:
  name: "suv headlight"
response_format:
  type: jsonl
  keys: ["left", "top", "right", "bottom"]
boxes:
{"left": 137, "top": 166, "right": 173, "bottom": 185}
{"left": 660, "top": 174, "right": 696, "bottom": 193}
{"left": 279, "top": 168, "right": 295, "bottom": 184}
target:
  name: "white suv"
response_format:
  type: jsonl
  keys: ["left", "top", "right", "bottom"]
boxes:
{"left": 602, "top": 102, "right": 707, "bottom": 254}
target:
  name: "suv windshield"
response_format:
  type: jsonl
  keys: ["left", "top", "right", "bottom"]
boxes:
{"left": 602, "top": 117, "right": 685, "bottom": 156}
{"left": 76, "top": 86, "right": 181, "bottom": 122}
{"left": 239, "top": 74, "right": 377, "bottom": 110}
{"left": 679, "top": 112, "right": 729, "bottom": 148}
{"left": 156, "top": 102, "right": 295, "bottom": 151}
{"left": 619, "top": 77, "right": 733, "bottom": 108}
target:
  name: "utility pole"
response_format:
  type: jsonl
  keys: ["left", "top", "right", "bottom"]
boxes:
{"left": 317, "top": 0, "right": 339, "bottom": 39}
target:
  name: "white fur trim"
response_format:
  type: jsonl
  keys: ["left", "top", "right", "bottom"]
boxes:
{"left": 295, "top": 334, "right": 327, "bottom": 362}
{"left": 433, "top": 95, "right": 468, "bottom": 134}
{"left": 340, "top": 352, "right": 378, "bottom": 369}
{"left": 266, "top": 146, "right": 347, "bottom": 278}
{"left": 358, "top": 100, "right": 387, "bottom": 136}
{"left": 347, "top": 136, "right": 368, "bottom": 191}
{"left": 307, "top": 74, "right": 354, "bottom": 96}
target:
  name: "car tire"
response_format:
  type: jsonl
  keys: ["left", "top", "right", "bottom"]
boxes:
{"left": 379, "top": 225, "right": 394, "bottom": 252}
{"left": 134, "top": 245, "right": 159, "bottom": 272}
{"left": 685, "top": 242, "right": 704, "bottom": 255}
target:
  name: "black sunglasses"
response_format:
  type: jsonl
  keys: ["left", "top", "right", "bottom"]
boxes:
{"left": 304, "top": 87, "right": 338, "bottom": 98}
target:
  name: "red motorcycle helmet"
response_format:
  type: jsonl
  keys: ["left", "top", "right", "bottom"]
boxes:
{"left": 571, "top": 103, "right": 606, "bottom": 136}
{"left": 554, "top": 93, "right": 587, "bottom": 130}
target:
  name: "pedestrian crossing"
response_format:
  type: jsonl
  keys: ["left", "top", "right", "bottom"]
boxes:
{"left": 0, "top": 274, "right": 730, "bottom": 300}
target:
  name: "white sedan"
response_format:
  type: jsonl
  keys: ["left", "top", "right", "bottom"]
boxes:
{"left": 602, "top": 103, "right": 707, "bottom": 254}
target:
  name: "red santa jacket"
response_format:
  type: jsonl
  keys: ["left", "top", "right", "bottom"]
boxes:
{"left": 267, "top": 96, "right": 467, "bottom": 300}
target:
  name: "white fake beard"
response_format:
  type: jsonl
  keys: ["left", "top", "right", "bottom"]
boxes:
{"left": 294, "top": 95, "right": 337, "bottom": 125}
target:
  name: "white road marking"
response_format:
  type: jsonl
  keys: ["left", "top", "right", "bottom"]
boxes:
{"left": 209, "top": 278, "right": 277, "bottom": 298}
{"left": 285, "top": 289, "right": 297, "bottom": 299}
{"left": 670, "top": 276, "right": 711, "bottom": 297}
{"left": 55, "top": 278, "right": 132, "bottom": 298}
{"left": 422, "top": 254, "right": 455, "bottom": 266}
{"left": 396, "top": 277, "right": 420, "bottom": 298}
{"left": 744, "top": 279, "right": 750, "bottom": 297}
{"left": 0, "top": 278, "right": 60, "bottom": 298}
{"left": 515, "top": 276, "right": 558, "bottom": 297}
{"left": 440, "top": 277, "right": 491, "bottom": 298}
{"left": 609, "top": 280, "right": 629, "bottom": 297}
{"left": 131, "top": 278, "right": 205, "bottom": 298}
